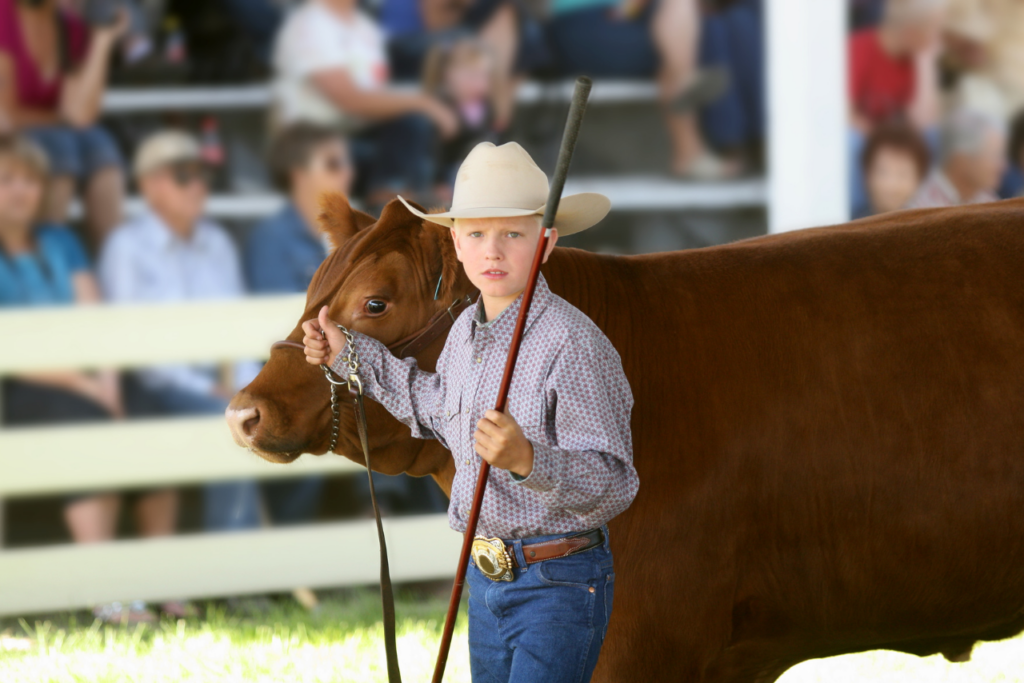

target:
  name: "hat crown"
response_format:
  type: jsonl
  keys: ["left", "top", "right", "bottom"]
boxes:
{"left": 451, "top": 142, "right": 549, "bottom": 212}
{"left": 134, "top": 130, "right": 201, "bottom": 177}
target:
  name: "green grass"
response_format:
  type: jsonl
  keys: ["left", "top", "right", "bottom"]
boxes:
{"left": 3, "top": 590, "right": 1024, "bottom": 683}
{"left": 0, "top": 589, "right": 470, "bottom": 683}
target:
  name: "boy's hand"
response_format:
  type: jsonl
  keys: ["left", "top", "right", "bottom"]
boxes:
{"left": 474, "top": 410, "right": 534, "bottom": 478}
{"left": 301, "top": 306, "right": 347, "bottom": 368}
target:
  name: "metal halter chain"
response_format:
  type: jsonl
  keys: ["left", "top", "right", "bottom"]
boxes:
{"left": 320, "top": 324, "right": 361, "bottom": 453}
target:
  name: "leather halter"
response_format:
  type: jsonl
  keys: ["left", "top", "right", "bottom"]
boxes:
{"left": 270, "top": 294, "right": 474, "bottom": 359}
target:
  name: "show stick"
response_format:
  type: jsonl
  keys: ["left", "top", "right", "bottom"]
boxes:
{"left": 431, "top": 75, "right": 594, "bottom": 683}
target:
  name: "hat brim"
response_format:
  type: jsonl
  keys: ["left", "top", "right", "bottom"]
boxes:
{"left": 397, "top": 193, "right": 611, "bottom": 236}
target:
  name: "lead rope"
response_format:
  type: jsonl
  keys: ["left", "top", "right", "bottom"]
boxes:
{"left": 322, "top": 326, "right": 402, "bottom": 683}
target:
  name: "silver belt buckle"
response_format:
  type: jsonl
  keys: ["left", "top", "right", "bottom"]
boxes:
{"left": 471, "top": 536, "right": 514, "bottom": 582}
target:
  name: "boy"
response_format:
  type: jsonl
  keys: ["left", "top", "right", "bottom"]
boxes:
{"left": 302, "top": 141, "right": 639, "bottom": 682}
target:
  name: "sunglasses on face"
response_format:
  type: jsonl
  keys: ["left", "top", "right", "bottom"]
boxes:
{"left": 169, "top": 164, "right": 212, "bottom": 187}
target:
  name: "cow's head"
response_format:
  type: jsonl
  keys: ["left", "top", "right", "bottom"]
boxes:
{"left": 226, "top": 194, "right": 474, "bottom": 488}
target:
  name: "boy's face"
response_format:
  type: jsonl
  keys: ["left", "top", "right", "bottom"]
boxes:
{"left": 451, "top": 216, "right": 558, "bottom": 301}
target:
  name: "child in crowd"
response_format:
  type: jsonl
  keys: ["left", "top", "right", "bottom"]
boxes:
{"left": 423, "top": 38, "right": 499, "bottom": 200}
{"left": 302, "top": 141, "right": 639, "bottom": 683}
{"left": 858, "top": 122, "right": 931, "bottom": 217}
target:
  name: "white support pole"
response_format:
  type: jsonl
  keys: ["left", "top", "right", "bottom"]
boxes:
{"left": 767, "top": 0, "right": 850, "bottom": 233}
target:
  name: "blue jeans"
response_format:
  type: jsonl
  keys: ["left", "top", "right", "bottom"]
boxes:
{"left": 467, "top": 526, "right": 615, "bottom": 683}
{"left": 351, "top": 114, "right": 436, "bottom": 195}
{"left": 548, "top": 6, "right": 658, "bottom": 77}
{"left": 698, "top": 0, "right": 764, "bottom": 151}
{"left": 25, "top": 124, "right": 123, "bottom": 181}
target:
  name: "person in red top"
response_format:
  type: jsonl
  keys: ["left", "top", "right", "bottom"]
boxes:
{"left": 0, "top": 0, "right": 127, "bottom": 249}
{"left": 847, "top": 0, "right": 946, "bottom": 216}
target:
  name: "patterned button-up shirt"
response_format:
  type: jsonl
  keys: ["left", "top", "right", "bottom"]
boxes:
{"left": 332, "top": 273, "right": 639, "bottom": 539}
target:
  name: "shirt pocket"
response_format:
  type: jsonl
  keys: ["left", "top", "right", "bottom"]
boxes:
{"left": 506, "top": 391, "right": 548, "bottom": 442}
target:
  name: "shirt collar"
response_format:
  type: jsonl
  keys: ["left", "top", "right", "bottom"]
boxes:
{"left": 140, "top": 208, "right": 212, "bottom": 252}
{"left": 932, "top": 170, "right": 961, "bottom": 204}
{"left": 932, "top": 169, "right": 997, "bottom": 205}
{"left": 466, "top": 272, "right": 553, "bottom": 344}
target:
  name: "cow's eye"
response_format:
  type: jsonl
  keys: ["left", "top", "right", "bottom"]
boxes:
{"left": 365, "top": 300, "right": 388, "bottom": 315}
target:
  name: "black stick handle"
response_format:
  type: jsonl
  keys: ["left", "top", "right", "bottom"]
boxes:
{"left": 542, "top": 76, "right": 592, "bottom": 231}
{"left": 430, "top": 75, "right": 594, "bottom": 683}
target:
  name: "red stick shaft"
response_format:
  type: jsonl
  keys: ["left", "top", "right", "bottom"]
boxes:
{"left": 431, "top": 227, "right": 551, "bottom": 683}
{"left": 431, "top": 76, "right": 591, "bottom": 683}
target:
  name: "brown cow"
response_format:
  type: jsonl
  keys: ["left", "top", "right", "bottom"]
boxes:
{"left": 227, "top": 194, "right": 1024, "bottom": 682}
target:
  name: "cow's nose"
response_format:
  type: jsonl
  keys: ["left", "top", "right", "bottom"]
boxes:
{"left": 225, "top": 405, "right": 260, "bottom": 446}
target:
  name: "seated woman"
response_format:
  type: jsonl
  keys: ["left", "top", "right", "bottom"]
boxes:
{"left": 857, "top": 122, "right": 931, "bottom": 217}
{"left": 0, "top": 0, "right": 126, "bottom": 249}
{"left": 0, "top": 135, "right": 180, "bottom": 624}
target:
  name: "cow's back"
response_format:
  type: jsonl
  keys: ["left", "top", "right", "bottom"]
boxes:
{"left": 544, "top": 200, "right": 1024, "bottom": 681}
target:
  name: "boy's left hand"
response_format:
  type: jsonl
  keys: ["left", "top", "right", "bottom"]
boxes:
{"left": 474, "top": 410, "right": 534, "bottom": 478}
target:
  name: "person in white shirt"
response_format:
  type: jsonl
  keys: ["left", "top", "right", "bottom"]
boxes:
{"left": 272, "top": 0, "right": 459, "bottom": 207}
{"left": 99, "top": 130, "right": 287, "bottom": 534}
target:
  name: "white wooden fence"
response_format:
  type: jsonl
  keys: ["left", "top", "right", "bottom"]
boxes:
{"left": 0, "top": 296, "right": 459, "bottom": 617}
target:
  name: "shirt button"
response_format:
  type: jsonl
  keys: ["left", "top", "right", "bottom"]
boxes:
{"left": 464, "top": 408, "right": 469, "bottom": 414}
{"left": 475, "top": 357, "right": 482, "bottom": 363}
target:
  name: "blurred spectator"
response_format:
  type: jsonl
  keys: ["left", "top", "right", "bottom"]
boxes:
{"left": 942, "top": 0, "right": 1024, "bottom": 119}
{"left": 98, "top": 130, "right": 265, "bottom": 534}
{"left": 246, "top": 122, "right": 446, "bottom": 518}
{"left": 547, "top": 0, "right": 735, "bottom": 179}
{"left": 381, "top": 0, "right": 543, "bottom": 131}
{"left": 0, "top": 134, "right": 180, "bottom": 624}
{"left": 271, "top": 0, "right": 459, "bottom": 207}
{"left": 998, "top": 108, "right": 1024, "bottom": 199}
{"left": 906, "top": 107, "right": 1005, "bottom": 209}
{"left": 0, "top": 0, "right": 127, "bottom": 249}
{"left": 422, "top": 38, "right": 499, "bottom": 196}
{"left": 244, "top": 124, "right": 350, "bottom": 525}
{"left": 246, "top": 122, "right": 351, "bottom": 293}
{"left": 697, "top": 0, "right": 764, "bottom": 165}
{"left": 940, "top": 0, "right": 1008, "bottom": 125}
{"left": 848, "top": 0, "right": 946, "bottom": 214}
{"left": 857, "top": 122, "right": 931, "bottom": 217}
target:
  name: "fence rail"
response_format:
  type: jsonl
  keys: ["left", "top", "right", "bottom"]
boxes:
{"left": 0, "top": 296, "right": 457, "bottom": 617}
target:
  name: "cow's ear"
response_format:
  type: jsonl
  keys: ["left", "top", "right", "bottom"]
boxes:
{"left": 318, "top": 192, "right": 375, "bottom": 252}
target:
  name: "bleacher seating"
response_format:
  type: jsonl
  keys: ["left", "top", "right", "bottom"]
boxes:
{"left": 96, "top": 80, "right": 767, "bottom": 222}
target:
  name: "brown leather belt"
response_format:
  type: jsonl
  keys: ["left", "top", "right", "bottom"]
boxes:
{"left": 471, "top": 528, "right": 605, "bottom": 582}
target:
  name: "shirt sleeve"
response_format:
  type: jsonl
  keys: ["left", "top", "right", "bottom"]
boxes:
{"left": 331, "top": 330, "right": 449, "bottom": 447}
{"left": 511, "top": 335, "right": 639, "bottom": 519}
{"left": 96, "top": 230, "right": 132, "bottom": 302}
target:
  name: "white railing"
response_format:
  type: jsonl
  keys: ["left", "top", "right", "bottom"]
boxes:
{"left": 0, "top": 296, "right": 459, "bottom": 617}
{"left": 102, "top": 80, "right": 660, "bottom": 113}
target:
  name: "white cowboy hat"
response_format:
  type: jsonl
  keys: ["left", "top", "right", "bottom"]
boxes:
{"left": 398, "top": 141, "right": 611, "bottom": 236}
